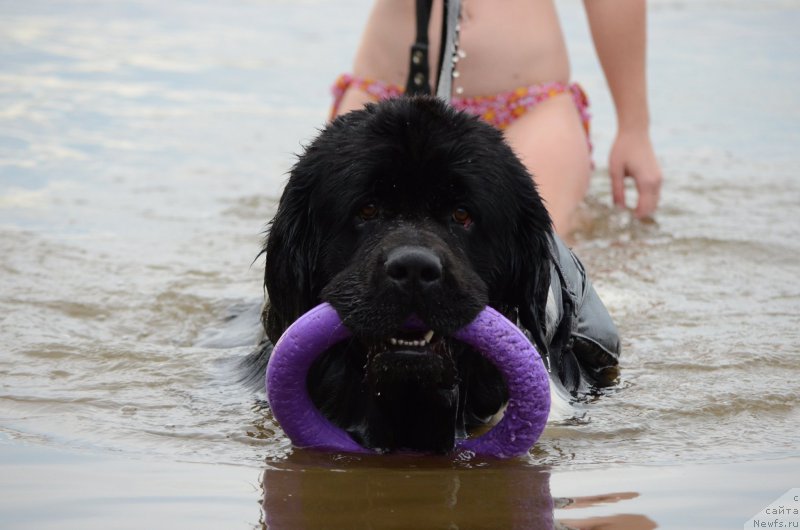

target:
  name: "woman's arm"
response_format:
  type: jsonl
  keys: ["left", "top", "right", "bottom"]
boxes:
{"left": 583, "top": 0, "right": 662, "bottom": 219}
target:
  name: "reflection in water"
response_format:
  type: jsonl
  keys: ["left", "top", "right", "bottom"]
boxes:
{"left": 560, "top": 492, "right": 656, "bottom": 530}
{"left": 260, "top": 451, "right": 655, "bottom": 530}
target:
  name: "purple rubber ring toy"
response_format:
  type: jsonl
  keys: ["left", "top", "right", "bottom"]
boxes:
{"left": 265, "top": 303, "right": 550, "bottom": 458}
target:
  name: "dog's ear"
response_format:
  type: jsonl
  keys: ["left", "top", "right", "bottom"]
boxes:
{"left": 496, "top": 163, "right": 554, "bottom": 355}
{"left": 262, "top": 177, "right": 321, "bottom": 344}
{"left": 262, "top": 111, "right": 367, "bottom": 343}
{"left": 510, "top": 195, "right": 554, "bottom": 356}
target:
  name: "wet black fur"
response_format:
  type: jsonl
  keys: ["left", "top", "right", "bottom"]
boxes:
{"left": 244, "top": 97, "right": 554, "bottom": 453}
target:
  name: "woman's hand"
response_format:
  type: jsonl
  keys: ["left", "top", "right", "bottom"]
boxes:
{"left": 584, "top": 0, "right": 661, "bottom": 219}
{"left": 609, "top": 129, "right": 662, "bottom": 219}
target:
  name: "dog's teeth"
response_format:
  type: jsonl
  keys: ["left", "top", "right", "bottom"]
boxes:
{"left": 423, "top": 330, "right": 434, "bottom": 343}
{"left": 389, "top": 337, "right": 431, "bottom": 347}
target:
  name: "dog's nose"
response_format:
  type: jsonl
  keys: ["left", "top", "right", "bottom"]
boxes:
{"left": 384, "top": 246, "right": 443, "bottom": 291}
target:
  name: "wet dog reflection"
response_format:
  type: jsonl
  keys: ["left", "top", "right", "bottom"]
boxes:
{"left": 259, "top": 452, "right": 655, "bottom": 529}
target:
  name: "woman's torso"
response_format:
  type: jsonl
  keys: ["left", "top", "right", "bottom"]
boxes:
{"left": 351, "top": 0, "right": 571, "bottom": 98}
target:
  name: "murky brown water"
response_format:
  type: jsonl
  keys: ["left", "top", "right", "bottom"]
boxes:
{"left": 1, "top": 0, "right": 798, "bottom": 528}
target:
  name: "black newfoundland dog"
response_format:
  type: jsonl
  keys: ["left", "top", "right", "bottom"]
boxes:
{"left": 244, "top": 96, "right": 620, "bottom": 453}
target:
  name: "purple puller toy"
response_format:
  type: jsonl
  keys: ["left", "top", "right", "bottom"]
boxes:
{"left": 265, "top": 303, "right": 550, "bottom": 458}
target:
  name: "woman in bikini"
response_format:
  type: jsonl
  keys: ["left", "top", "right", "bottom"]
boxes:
{"left": 330, "top": 0, "right": 662, "bottom": 236}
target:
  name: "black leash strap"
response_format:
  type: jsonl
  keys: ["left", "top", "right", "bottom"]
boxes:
{"left": 405, "top": 0, "right": 461, "bottom": 101}
{"left": 405, "top": 0, "right": 434, "bottom": 95}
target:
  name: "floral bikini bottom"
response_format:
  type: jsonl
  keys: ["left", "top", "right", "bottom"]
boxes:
{"left": 330, "top": 73, "right": 591, "bottom": 141}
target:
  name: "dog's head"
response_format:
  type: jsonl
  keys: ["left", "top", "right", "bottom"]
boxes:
{"left": 263, "top": 97, "right": 553, "bottom": 452}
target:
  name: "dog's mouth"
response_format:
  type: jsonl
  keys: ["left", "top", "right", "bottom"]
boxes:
{"left": 372, "top": 327, "right": 452, "bottom": 361}
{"left": 386, "top": 329, "right": 436, "bottom": 351}
{"left": 365, "top": 326, "right": 457, "bottom": 391}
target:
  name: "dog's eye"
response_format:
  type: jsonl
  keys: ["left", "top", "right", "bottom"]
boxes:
{"left": 452, "top": 207, "right": 472, "bottom": 227}
{"left": 359, "top": 203, "right": 379, "bottom": 220}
